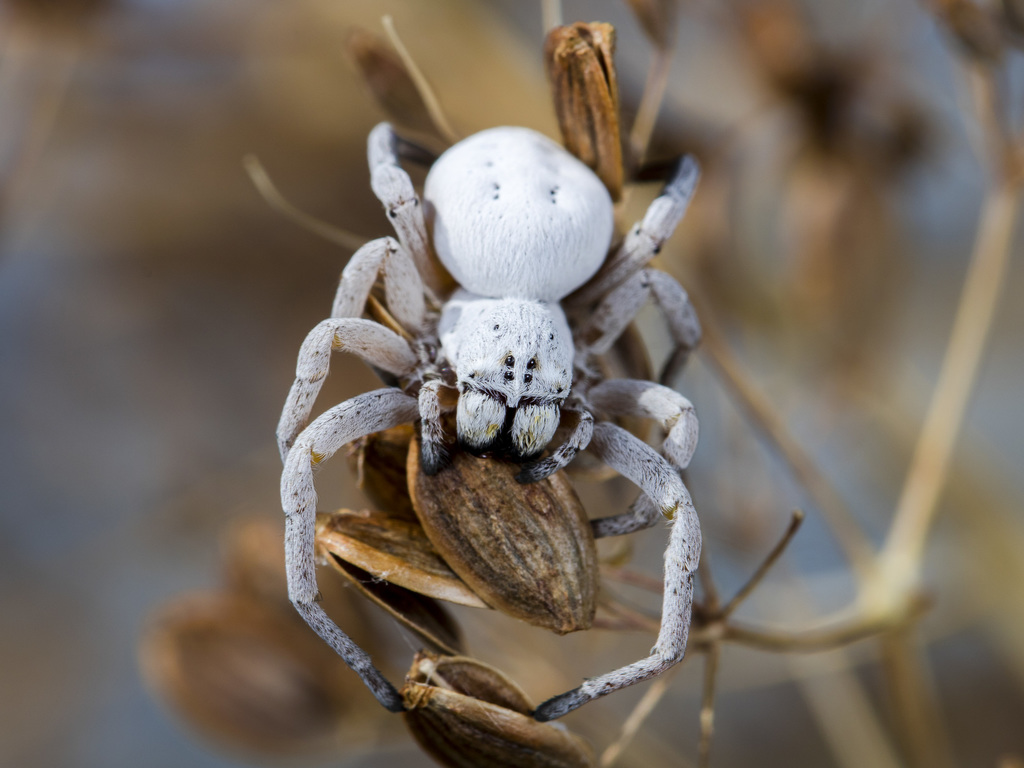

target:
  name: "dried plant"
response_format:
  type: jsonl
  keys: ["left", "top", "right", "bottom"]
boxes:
{"left": 135, "top": 2, "right": 1024, "bottom": 767}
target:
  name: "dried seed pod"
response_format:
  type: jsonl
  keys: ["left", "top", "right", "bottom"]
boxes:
{"left": 317, "top": 509, "right": 486, "bottom": 607}
{"left": 408, "top": 439, "right": 598, "bottom": 634}
{"left": 140, "top": 592, "right": 368, "bottom": 757}
{"left": 402, "top": 652, "right": 594, "bottom": 768}
{"left": 348, "top": 424, "right": 418, "bottom": 519}
{"left": 930, "top": 0, "right": 1004, "bottom": 62}
{"left": 346, "top": 27, "right": 441, "bottom": 140}
{"left": 544, "top": 22, "right": 623, "bottom": 201}
{"left": 324, "top": 555, "right": 465, "bottom": 656}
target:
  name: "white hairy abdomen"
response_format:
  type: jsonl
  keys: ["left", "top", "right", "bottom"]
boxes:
{"left": 424, "top": 127, "right": 614, "bottom": 302}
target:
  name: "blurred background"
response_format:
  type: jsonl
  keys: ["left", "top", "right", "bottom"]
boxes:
{"left": 1, "top": 0, "right": 1022, "bottom": 766}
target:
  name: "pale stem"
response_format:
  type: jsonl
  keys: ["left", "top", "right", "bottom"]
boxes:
{"left": 881, "top": 180, "right": 1020, "bottom": 579}
{"left": 381, "top": 15, "right": 459, "bottom": 146}
{"left": 629, "top": 47, "right": 674, "bottom": 167}
{"left": 720, "top": 510, "right": 805, "bottom": 618}
{"left": 242, "top": 155, "right": 367, "bottom": 252}
{"left": 540, "top": 0, "right": 563, "bottom": 34}
{"left": 698, "top": 320, "right": 876, "bottom": 575}
{"left": 599, "top": 666, "right": 682, "bottom": 767}
{"left": 697, "top": 644, "right": 721, "bottom": 768}
{"left": 880, "top": 629, "right": 957, "bottom": 768}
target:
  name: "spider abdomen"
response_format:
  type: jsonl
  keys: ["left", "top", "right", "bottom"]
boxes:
{"left": 424, "top": 127, "right": 614, "bottom": 302}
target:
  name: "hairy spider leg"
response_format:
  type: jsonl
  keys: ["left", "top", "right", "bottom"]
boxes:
{"left": 568, "top": 154, "right": 700, "bottom": 309}
{"left": 368, "top": 122, "right": 448, "bottom": 298}
{"left": 331, "top": 235, "right": 428, "bottom": 334}
{"left": 588, "top": 379, "right": 698, "bottom": 470}
{"left": 276, "top": 318, "right": 417, "bottom": 460}
{"left": 533, "top": 421, "right": 701, "bottom": 720}
{"left": 282, "top": 389, "right": 421, "bottom": 712}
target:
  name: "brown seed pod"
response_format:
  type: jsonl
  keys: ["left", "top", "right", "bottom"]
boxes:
{"left": 323, "top": 555, "right": 466, "bottom": 656}
{"left": 347, "top": 423, "right": 418, "bottom": 520}
{"left": 544, "top": 22, "right": 623, "bottom": 201}
{"left": 345, "top": 27, "right": 443, "bottom": 141}
{"left": 402, "top": 652, "right": 594, "bottom": 768}
{"left": 408, "top": 439, "right": 598, "bottom": 634}
{"left": 139, "top": 592, "right": 366, "bottom": 757}
{"left": 316, "top": 509, "right": 486, "bottom": 608}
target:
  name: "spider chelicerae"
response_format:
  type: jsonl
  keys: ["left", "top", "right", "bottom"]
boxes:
{"left": 278, "top": 121, "right": 702, "bottom": 721}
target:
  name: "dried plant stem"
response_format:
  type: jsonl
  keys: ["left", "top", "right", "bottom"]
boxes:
{"left": 880, "top": 180, "right": 1020, "bottom": 588}
{"left": 599, "top": 666, "right": 682, "bottom": 767}
{"left": 697, "top": 644, "right": 721, "bottom": 768}
{"left": 720, "top": 510, "right": 804, "bottom": 617}
{"left": 880, "top": 628, "right": 957, "bottom": 768}
{"left": 541, "top": 0, "right": 563, "bottom": 34}
{"left": 791, "top": 651, "right": 903, "bottom": 768}
{"left": 381, "top": 15, "right": 459, "bottom": 146}
{"left": 0, "top": 26, "right": 79, "bottom": 235}
{"left": 629, "top": 46, "right": 673, "bottom": 166}
{"left": 698, "top": 319, "right": 876, "bottom": 575}
{"left": 242, "top": 155, "right": 367, "bottom": 252}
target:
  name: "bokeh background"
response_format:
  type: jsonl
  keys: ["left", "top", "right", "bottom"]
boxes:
{"left": 1, "top": 0, "right": 1023, "bottom": 766}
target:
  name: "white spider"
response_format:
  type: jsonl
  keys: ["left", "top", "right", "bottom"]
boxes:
{"left": 278, "top": 122, "right": 702, "bottom": 721}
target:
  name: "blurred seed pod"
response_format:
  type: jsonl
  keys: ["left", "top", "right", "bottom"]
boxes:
{"left": 402, "top": 652, "right": 594, "bottom": 768}
{"left": 930, "top": 0, "right": 1005, "bottom": 62}
{"left": 348, "top": 423, "right": 418, "bottom": 520}
{"left": 345, "top": 27, "right": 445, "bottom": 144}
{"left": 409, "top": 438, "right": 598, "bottom": 634}
{"left": 141, "top": 519, "right": 388, "bottom": 757}
{"left": 545, "top": 22, "right": 624, "bottom": 200}
{"left": 140, "top": 591, "right": 376, "bottom": 758}
{"left": 1, "top": 0, "right": 108, "bottom": 26}
{"left": 623, "top": 0, "right": 680, "bottom": 51}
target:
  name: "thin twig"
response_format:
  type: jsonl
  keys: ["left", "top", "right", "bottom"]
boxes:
{"left": 243, "top": 155, "right": 367, "bottom": 252}
{"left": 720, "top": 510, "right": 805, "bottom": 617}
{"left": 381, "top": 15, "right": 459, "bottom": 146}
{"left": 698, "top": 644, "right": 721, "bottom": 768}
{"left": 697, "top": 542, "right": 722, "bottom": 613}
{"left": 599, "top": 666, "right": 682, "bottom": 767}
{"left": 697, "top": 316, "right": 876, "bottom": 575}
{"left": 629, "top": 47, "right": 674, "bottom": 167}
{"left": 879, "top": 180, "right": 1020, "bottom": 583}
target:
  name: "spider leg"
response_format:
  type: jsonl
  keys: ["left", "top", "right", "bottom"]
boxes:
{"left": 588, "top": 378, "right": 698, "bottom": 470}
{"left": 515, "top": 406, "right": 594, "bottom": 484}
{"left": 533, "top": 421, "right": 700, "bottom": 721}
{"left": 276, "top": 318, "right": 417, "bottom": 460}
{"left": 368, "top": 122, "right": 448, "bottom": 298}
{"left": 283, "top": 389, "right": 420, "bottom": 712}
{"left": 568, "top": 154, "right": 699, "bottom": 309}
{"left": 331, "top": 235, "right": 427, "bottom": 334}
{"left": 417, "top": 378, "right": 457, "bottom": 475}
{"left": 576, "top": 267, "right": 701, "bottom": 384}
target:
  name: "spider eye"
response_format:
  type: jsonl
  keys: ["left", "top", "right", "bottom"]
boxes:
{"left": 503, "top": 370, "right": 515, "bottom": 381}
{"left": 524, "top": 373, "right": 533, "bottom": 384}
{"left": 504, "top": 355, "right": 515, "bottom": 367}
{"left": 527, "top": 358, "right": 536, "bottom": 370}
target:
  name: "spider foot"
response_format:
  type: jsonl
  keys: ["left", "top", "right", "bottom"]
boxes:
{"left": 420, "top": 438, "right": 451, "bottom": 476}
{"left": 516, "top": 456, "right": 559, "bottom": 484}
{"left": 533, "top": 687, "right": 588, "bottom": 722}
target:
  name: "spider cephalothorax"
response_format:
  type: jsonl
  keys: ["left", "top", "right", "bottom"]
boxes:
{"left": 278, "top": 120, "right": 702, "bottom": 721}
